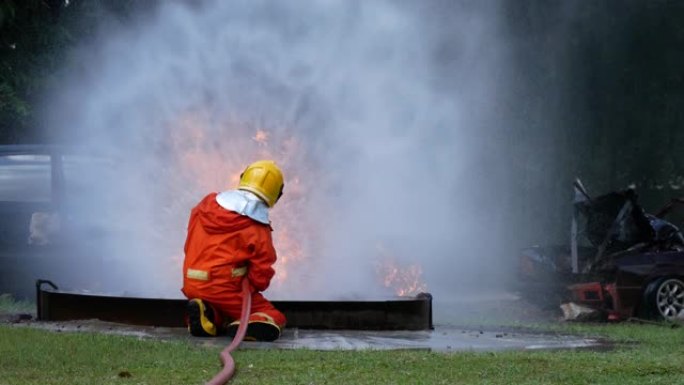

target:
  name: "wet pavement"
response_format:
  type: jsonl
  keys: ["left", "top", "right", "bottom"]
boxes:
{"left": 4, "top": 293, "right": 608, "bottom": 352}
{"left": 7, "top": 280, "right": 681, "bottom": 352}
{"left": 243, "top": 327, "right": 603, "bottom": 352}
{"left": 9, "top": 319, "right": 604, "bottom": 352}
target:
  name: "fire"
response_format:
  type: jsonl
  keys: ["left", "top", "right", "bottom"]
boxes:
{"left": 270, "top": 171, "right": 309, "bottom": 288}
{"left": 252, "top": 129, "right": 269, "bottom": 145}
{"left": 168, "top": 111, "right": 311, "bottom": 293}
{"left": 375, "top": 244, "right": 427, "bottom": 297}
{"left": 167, "top": 112, "right": 425, "bottom": 298}
{"left": 271, "top": 226, "right": 303, "bottom": 284}
{"left": 169, "top": 113, "right": 238, "bottom": 192}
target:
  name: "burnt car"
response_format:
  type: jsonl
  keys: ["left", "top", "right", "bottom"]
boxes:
{"left": 517, "top": 179, "right": 684, "bottom": 321}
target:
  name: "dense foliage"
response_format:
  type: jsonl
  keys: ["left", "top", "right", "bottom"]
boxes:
{"left": 0, "top": 0, "right": 141, "bottom": 142}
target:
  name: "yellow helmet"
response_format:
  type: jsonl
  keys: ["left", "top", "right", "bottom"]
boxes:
{"left": 237, "top": 160, "right": 284, "bottom": 207}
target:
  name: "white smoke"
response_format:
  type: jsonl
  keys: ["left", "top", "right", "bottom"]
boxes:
{"left": 46, "top": 1, "right": 511, "bottom": 301}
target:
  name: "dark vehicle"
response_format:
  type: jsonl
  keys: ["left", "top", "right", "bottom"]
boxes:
{"left": 0, "top": 145, "right": 109, "bottom": 300}
{"left": 517, "top": 180, "right": 684, "bottom": 321}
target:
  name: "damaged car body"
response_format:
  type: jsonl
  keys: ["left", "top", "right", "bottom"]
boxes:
{"left": 517, "top": 179, "right": 684, "bottom": 321}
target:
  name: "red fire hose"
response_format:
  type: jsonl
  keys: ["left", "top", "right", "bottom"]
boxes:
{"left": 205, "top": 279, "right": 252, "bottom": 385}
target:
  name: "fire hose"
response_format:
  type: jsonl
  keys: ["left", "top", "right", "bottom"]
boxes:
{"left": 205, "top": 278, "right": 252, "bottom": 385}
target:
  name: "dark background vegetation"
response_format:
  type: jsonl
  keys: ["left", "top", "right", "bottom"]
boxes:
{"left": 1, "top": 0, "right": 684, "bottom": 246}
{"left": 501, "top": 1, "right": 684, "bottom": 244}
{"left": 0, "top": 0, "right": 154, "bottom": 143}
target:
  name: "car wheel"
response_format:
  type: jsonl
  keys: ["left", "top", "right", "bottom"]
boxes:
{"left": 642, "top": 277, "right": 684, "bottom": 321}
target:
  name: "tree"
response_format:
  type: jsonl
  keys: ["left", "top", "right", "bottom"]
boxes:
{"left": 0, "top": 0, "right": 143, "bottom": 143}
{"left": 0, "top": 0, "right": 69, "bottom": 142}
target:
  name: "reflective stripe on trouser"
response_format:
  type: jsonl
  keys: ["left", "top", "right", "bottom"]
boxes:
{"left": 183, "top": 289, "right": 286, "bottom": 328}
{"left": 219, "top": 292, "right": 286, "bottom": 327}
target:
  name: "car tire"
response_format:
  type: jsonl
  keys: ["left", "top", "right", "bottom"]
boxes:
{"left": 641, "top": 277, "right": 684, "bottom": 321}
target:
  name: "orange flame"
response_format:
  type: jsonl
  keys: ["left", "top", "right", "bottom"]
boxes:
{"left": 252, "top": 129, "right": 269, "bottom": 145}
{"left": 375, "top": 244, "right": 427, "bottom": 297}
{"left": 168, "top": 112, "right": 426, "bottom": 298}
{"left": 168, "top": 111, "right": 310, "bottom": 292}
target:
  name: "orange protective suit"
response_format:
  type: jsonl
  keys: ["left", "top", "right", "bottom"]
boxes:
{"left": 181, "top": 193, "right": 286, "bottom": 328}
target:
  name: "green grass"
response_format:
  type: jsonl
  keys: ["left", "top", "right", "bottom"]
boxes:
{"left": 1, "top": 323, "right": 683, "bottom": 385}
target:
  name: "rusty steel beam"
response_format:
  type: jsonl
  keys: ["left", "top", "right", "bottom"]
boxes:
{"left": 36, "top": 280, "right": 433, "bottom": 330}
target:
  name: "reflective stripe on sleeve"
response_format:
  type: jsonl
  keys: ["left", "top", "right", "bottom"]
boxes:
{"left": 186, "top": 269, "right": 209, "bottom": 281}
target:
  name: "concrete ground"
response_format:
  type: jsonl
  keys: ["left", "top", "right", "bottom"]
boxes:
{"left": 3, "top": 292, "right": 608, "bottom": 352}
{"left": 9, "top": 319, "right": 604, "bottom": 352}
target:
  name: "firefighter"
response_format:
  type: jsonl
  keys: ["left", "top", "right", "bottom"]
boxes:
{"left": 181, "top": 160, "right": 286, "bottom": 341}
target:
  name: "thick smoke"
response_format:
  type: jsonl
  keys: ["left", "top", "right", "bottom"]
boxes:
{"left": 47, "top": 1, "right": 512, "bottom": 302}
